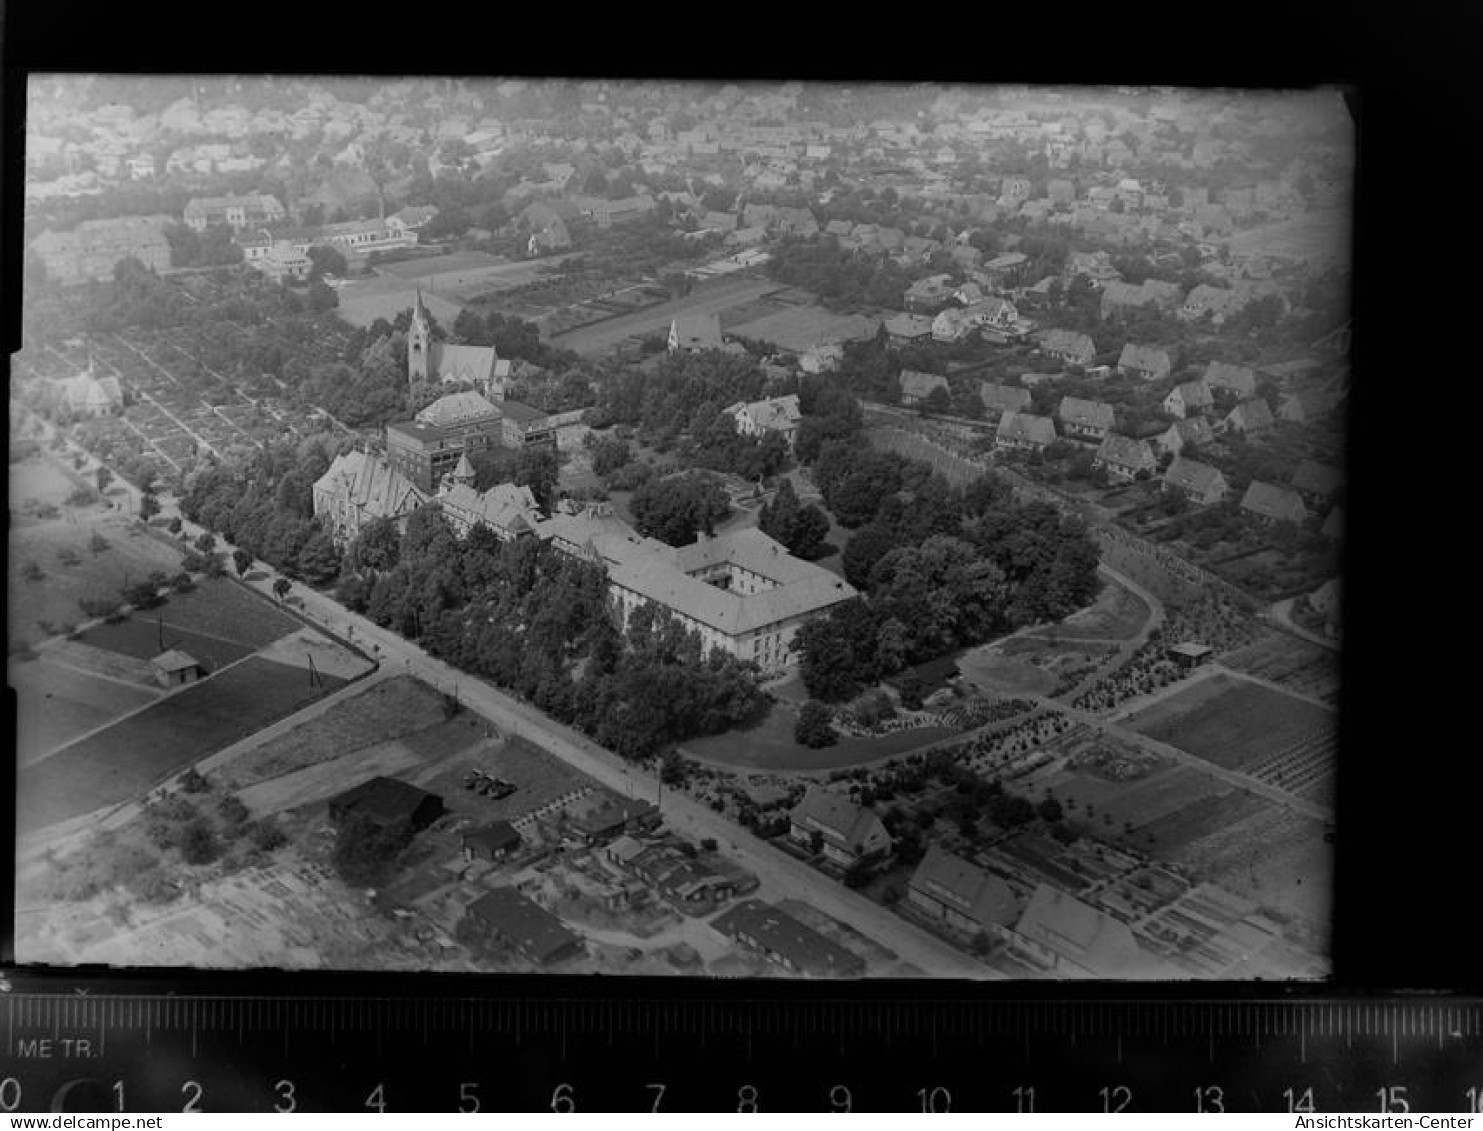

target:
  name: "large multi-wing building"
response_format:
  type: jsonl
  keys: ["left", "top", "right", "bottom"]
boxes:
{"left": 536, "top": 505, "right": 857, "bottom": 672}
{"left": 385, "top": 390, "right": 552, "bottom": 494}
{"left": 31, "top": 216, "right": 172, "bottom": 284}
{"left": 311, "top": 449, "right": 430, "bottom": 546}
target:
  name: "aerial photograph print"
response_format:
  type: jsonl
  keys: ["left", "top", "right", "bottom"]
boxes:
{"left": 10, "top": 75, "right": 1350, "bottom": 980}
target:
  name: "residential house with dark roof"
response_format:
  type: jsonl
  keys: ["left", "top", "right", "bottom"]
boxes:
{"left": 710, "top": 900, "right": 866, "bottom": 979}
{"left": 1036, "top": 328, "right": 1097, "bottom": 368}
{"left": 1204, "top": 361, "right": 1257, "bottom": 402}
{"left": 996, "top": 412, "right": 1058, "bottom": 452}
{"left": 461, "top": 821, "right": 522, "bottom": 863}
{"left": 328, "top": 777, "right": 444, "bottom": 837}
{"left": 724, "top": 394, "right": 803, "bottom": 447}
{"left": 1162, "top": 456, "right": 1228, "bottom": 505}
{"left": 903, "top": 273, "right": 957, "bottom": 313}
{"left": 899, "top": 369, "right": 950, "bottom": 406}
{"left": 463, "top": 887, "right": 583, "bottom": 966}
{"left": 1154, "top": 416, "right": 1215, "bottom": 456}
{"left": 788, "top": 787, "right": 892, "bottom": 868}
{"left": 1163, "top": 379, "right": 1214, "bottom": 419}
{"left": 1240, "top": 481, "right": 1308, "bottom": 524}
{"left": 1221, "top": 398, "right": 1275, "bottom": 435}
{"left": 1057, "top": 396, "right": 1116, "bottom": 440}
{"left": 908, "top": 845, "right": 1021, "bottom": 938}
{"left": 1117, "top": 343, "right": 1173, "bottom": 382}
{"left": 1094, "top": 434, "right": 1158, "bottom": 481}
{"left": 978, "top": 383, "right": 1032, "bottom": 419}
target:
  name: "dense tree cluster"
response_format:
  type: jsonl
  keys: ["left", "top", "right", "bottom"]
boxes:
{"left": 764, "top": 238, "right": 916, "bottom": 311}
{"left": 450, "top": 308, "right": 581, "bottom": 373}
{"left": 757, "top": 479, "right": 831, "bottom": 559}
{"left": 336, "top": 507, "right": 766, "bottom": 759}
{"left": 794, "top": 439, "right": 1100, "bottom": 701}
{"left": 629, "top": 472, "right": 732, "bottom": 546}
{"left": 180, "top": 439, "right": 344, "bottom": 585}
{"left": 162, "top": 223, "right": 245, "bottom": 269}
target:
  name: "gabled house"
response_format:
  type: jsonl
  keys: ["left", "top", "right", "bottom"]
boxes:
{"left": 979, "top": 382, "right": 1032, "bottom": 419}
{"left": 1203, "top": 361, "right": 1257, "bottom": 402}
{"left": 1179, "top": 283, "right": 1246, "bottom": 324}
{"left": 883, "top": 312, "right": 935, "bottom": 344}
{"left": 724, "top": 394, "right": 803, "bottom": 447}
{"left": 900, "top": 369, "right": 950, "bottom": 406}
{"left": 996, "top": 412, "right": 1057, "bottom": 452}
{"left": 1057, "top": 396, "right": 1116, "bottom": 440}
{"left": 788, "top": 787, "right": 892, "bottom": 868}
{"left": 904, "top": 273, "right": 956, "bottom": 313}
{"left": 1162, "top": 456, "right": 1228, "bottom": 505}
{"left": 1163, "top": 379, "right": 1214, "bottom": 419}
{"left": 1010, "top": 883, "right": 1160, "bottom": 978}
{"left": 1154, "top": 416, "right": 1215, "bottom": 456}
{"left": 931, "top": 307, "right": 978, "bottom": 343}
{"left": 908, "top": 845, "right": 1021, "bottom": 938}
{"left": 1036, "top": 328, "right": 1097, "bottom": 368}
{"left": 1094, "top": 434, "right": 1158, "bottom": 481}
{"left": 313, "top": 450, "right": 431, "bottom": 547}
{"left": 1221, "top": 398, "right": 1274, "bottom": 435}
{"left": 1240, "top": 481, "right": 1308, "bottom": 525}
{"left": 328, "top": 777, "right": 444, "bottom": 837}
{"left": 1117, "top": 343, "right": 1172, "bottom": 382}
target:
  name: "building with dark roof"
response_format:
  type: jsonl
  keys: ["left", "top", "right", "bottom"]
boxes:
{"left": 460, "top": 821, "right": 522, "bottom": 862}
{"left": 1057, "top": 396, "right": 1115, "bottom": 439}
{"left": 328, "top": 777, "right": 444, "bottom": 836}
{"left": 908, "top": 845, "right": 1020, "bottom": 936}
{"left": 1162, "top": 457, "right": 1228, "bottom": 505}
{"left": 1240, "top": 481, "right": 1308, "bottom": 525}
{"left": 1117, "top": 343, "right": 1173, "bottom": 382}
{"left": 313, "top": 450, "right": 431, "bottom": 546}
{"left": 464, "top": 886, "right": 584, "bottom": 966}
{"left": 788, "top": 787, "right": 892, "bottom": 868}
{"left": 710, "top": 900, "right": 866, "bottom": 978}
{"left": 996, "top": 411, "right": 1058, "bottom": 452}
{"left": 1094, "top": 434, "right": 1158, "bottom": 481}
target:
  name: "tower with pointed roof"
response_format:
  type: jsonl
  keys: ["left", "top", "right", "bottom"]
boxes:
{"left": 408, "top": 289, "right": 432, "bottom": 384}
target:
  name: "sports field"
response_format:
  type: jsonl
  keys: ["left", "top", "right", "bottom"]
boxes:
{"left": 1122, "top": 674, "right": 1334, "bottom": 771}
{"left": 16, "top": 657, "right": 349, "bottom": 833}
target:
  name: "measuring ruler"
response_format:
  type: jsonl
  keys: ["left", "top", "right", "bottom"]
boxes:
{"left": 1, "top": 976, "right": 1479, "bottom": 1112}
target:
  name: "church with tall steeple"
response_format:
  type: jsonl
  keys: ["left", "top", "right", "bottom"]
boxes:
{"left": 407, "top": 290, "right": 510, "bottom": 393}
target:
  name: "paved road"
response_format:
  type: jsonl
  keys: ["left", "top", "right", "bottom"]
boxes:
{"left": 1267, "top": 599, "right": 1339, "bottom": 652}
{"left": 77, "top": 496, "right": 989, "bottom": 978}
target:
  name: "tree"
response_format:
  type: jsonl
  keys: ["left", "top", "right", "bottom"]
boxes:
{"left": 138, "top": 493, "right": 160, "bottom": 520}
{"left": 306, "top": 244, "right": 348, "bottom": 280}
{"left": 629, "top": 473, "right": 731, "bottom": 546}
{"left": 921, "top": 385, "right": 952, "bottom": 416}
{"left": 179, "top": 819, "right": 221, "bottom": 866}
{"left": 332, "top": 813, "right": 414, "bottom": 889}
{"left": 89, "top": 531, "right": 110, "bottom": 554}
{"left": 1038, "top": 797, "right": 1064, "bottom": 823}
{"left": 179, "top": 768, "right": 210, "bottom": 794}
{"left": 232, "top": 548, "right": 254, "bottom": 576}
{"left": 193, "top": 531, "right": 216, "bottom": 553}
{"left": 95, "top": 466, "right": 113, "bottom": 495}
{"left": 795, "top": 700, "right": 838, "bottom": 747}
{"left": 273, "top": 577, "right": 292, "bottom": 601}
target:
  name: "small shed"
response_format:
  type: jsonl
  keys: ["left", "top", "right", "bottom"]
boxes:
{"left": 150, "top": 649, "right": 203, "bottom": 688}
{"left": 461, "top": 821, "right": 522, "bottom": 863}
{"left": 1166, "top": 642, "right": 1214, "bottom": 669}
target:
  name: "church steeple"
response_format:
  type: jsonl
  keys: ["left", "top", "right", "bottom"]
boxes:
{"left": 408, "top": 289, "right": 432, "bottom": 384}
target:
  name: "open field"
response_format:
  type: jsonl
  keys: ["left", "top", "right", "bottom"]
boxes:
{"left": 8, "top": 508, "right": 186, "bottom": 649}
{"left": 548, "top": 276, "right": 781, "bottom": 356}
{"left": 335, "top": 276, "right": 461, "bottom": 329}
{"left": 75, "top": 617, "right": 256, "bottom": 669}
{"left": 411, "top": 732, "right": 594, "bottom": 823}
{"left": 212, "top": 674, "right": 448, "bottom": 791}
{"left": 1122, "top": 673, "right": 1334, "bottom": 771}
{"left": 726, "top": 305, "right": 879, "bottom": 354}
{"left": 1225, "top": 207, "right": 1350, "bottom": 267}
{"left": 17, "top": 657, "right": 351, "bottom": 834}
{"left": 10, "top": 454, "right": 86, "bottom": 509}
{"left": 1045, "top": 577, "right": 1151, "bottom": 642}
{"left": 1220, "top": 633, "right": 1340, "bottom": 705}
{"left": 9, "top": 654, "right": 160, "bottom": 765}
{"left": 956, "top": 647, "right": 1058, "bottom": 697}
{"left": 683, "top": 701, "right": 954, "bottom": 772}
{"left": 136, "top": 577, "right": 302, "bottom": 647}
